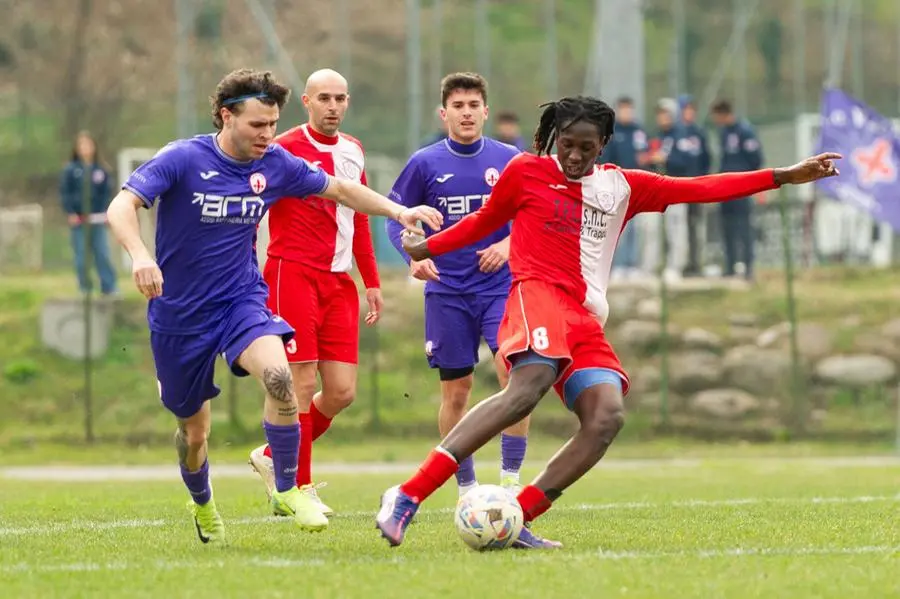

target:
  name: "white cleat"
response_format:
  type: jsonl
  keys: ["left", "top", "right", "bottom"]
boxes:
{"left": 248, "top": 444, "right": 275, "bottom": 501}
{"left": 300, "top": 482, "right": 335, "bottom": 518}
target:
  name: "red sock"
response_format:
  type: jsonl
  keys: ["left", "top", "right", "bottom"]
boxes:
{"left": 309, "top": 401, "right": 333, "bottom": 442}
{"left": 400, "top": 448, "right": 459, "bottom": 503}
{"left": 517, "top": 485, "right": 553, "bottom": 522}
{"left": 295, "top": 413, "right": 313, "bottom": 487}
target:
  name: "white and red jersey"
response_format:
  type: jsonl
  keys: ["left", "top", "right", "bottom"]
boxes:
{"left": 267, "top": 124, "right": 380, "bottom": 289}
{"left": 428, "top": 153, "right": 779, "bottom": 325}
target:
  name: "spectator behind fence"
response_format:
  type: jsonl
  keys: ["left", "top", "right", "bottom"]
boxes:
{"left": 598, "top": 96, "right": 651, "bottom": 280}
{"left": 59, "top": 131, "right": 119, "bottom": 296}
{"left": 711, "top": 99, "right": 763, "bottom": 281}
{"left": 494, "top": 110, "right": 528, "bottom": 152}
{"left": 644, "top": 98, "right": 692, "bottom": 281}
{"left": 677, "top": 94, "right": 712, "bottom": 277}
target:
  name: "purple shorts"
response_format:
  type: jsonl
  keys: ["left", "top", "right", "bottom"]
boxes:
{"left": 150, "top": 301, "right": 294, "bottom": 419}
{"left": 423, "top": 293, "right": 507, "bottom": 369}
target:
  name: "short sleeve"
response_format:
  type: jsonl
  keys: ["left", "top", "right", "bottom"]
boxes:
{"left": 388, "top": 157, "right": 426, "bottom": 208}
{"left": 123, "top": 142, "right": 186, "bottom": 208}
{"left": 280, "top": 149, "right": 330, "bottom": 198}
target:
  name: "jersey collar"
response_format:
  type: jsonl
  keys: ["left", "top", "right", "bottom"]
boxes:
{"left": 303, "top": 124, "right": 340, "bottom": 146}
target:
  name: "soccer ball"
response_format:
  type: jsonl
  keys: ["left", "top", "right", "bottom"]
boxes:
{"left": 454, "top": 484, "right": 524, "bottom": 551}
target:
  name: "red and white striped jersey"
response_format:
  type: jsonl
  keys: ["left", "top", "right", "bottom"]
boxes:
{"left": 428, "top": 153, "right": 779, "bottom": 325}
{"left": 267, "top": 124, "right": 380, "bottom": 288}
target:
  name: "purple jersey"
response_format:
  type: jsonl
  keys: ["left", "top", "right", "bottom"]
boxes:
{"left": 123, "top": 134, "right": 328, "bottom": 334}
{"left": 386, "top": 136, "right": 518, "bottom": 295}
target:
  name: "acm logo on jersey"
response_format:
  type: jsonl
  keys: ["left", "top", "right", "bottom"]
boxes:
{"left": 437, "top": 194, "right": 490, "bottom": 220}
{"left": 192, "top": 193, "right": 265, "bottom": 224}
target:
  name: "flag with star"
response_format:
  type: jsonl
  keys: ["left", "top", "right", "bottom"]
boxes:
{"left": 815, "top": 88, "right": 900, "bottom": 232}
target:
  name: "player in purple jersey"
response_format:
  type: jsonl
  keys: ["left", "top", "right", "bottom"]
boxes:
{"left": 106, "top": 69, "right": 442, "bottom": 544}
{"left": 386, "top": 73, "right": 530, "bottom": 496}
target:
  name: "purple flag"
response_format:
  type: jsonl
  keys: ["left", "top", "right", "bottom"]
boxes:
{"left": 815, "top": 88, "right": 900, "bottom": 232}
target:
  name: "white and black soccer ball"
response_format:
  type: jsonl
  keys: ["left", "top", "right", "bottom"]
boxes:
{"left": 454, "top": 484, "right": 524, "bottom": 551}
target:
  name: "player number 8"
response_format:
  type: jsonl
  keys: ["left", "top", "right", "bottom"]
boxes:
{"left": 531, "top": 326, "right": 549, "bottom": 350}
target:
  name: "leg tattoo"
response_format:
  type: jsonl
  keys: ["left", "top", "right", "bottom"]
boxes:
{"left": 263, "top": 366, "right": 297, "bottom": 418}
{"left": 175, "top": 419, "right": 189, "bottom": 468}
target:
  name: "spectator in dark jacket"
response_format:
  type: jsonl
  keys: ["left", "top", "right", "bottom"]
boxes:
{"left": 494, "top": 110, "right": 528, "bottom": 152}
{"left": 59, "top": 131, "right": 118, "bottom": 295}
{"left": 645, "top": 98, "right": 691, "bottom": 281}
{"left": 711, "top": 99, "right": 763, "bottom": 280}
{"left": 678, "top": 94, "right": 711, "bottom": 276}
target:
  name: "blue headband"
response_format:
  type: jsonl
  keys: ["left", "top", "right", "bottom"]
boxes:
{"left": 222, "top": 92, "right": 269, "bottom": 106}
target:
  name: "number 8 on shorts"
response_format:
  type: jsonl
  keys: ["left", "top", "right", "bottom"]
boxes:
{"left": 531, "top": 326, "right": 549, "bottom": 350}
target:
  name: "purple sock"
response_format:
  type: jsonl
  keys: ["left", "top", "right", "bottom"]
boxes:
{"left": 501, "top": 433, "right": 527, "bottom": 473}
{"left": 263, "top": 420, "right": 300, "bottom": 493}
{"left": 455, "top": 455, "right": 477, "bottom": 486}
{"left": 181, "top": 459, "right": 212, "bottom": 505}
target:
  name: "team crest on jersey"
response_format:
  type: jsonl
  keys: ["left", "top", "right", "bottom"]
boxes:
{"left": 338, "top": 158, "right": 362, "bottom": 181}
{"left": 596, "top": 190, "right": 616, "bottom": 213}
{"left": 484, "top": 167, "right": 500, "bottom": 187}
{"left": 249, "top": 172, "right": 267, "bottom": 194}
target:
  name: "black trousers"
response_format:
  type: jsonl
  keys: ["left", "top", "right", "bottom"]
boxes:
{"left": 685, "top": 204, "right": 703, "bottom": 275}
{"left": 720, "top": 197, "right": 754, "bottom": 277}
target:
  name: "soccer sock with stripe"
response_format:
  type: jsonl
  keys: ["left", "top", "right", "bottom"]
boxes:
{"left": 500, "top": 433, "right": 527, "bottom": 481}
{"left": 181, "top": 459, "right": 212, "bottom": 505}
{"left": 516, "top": 485, "right": 554, "bottom": 523}
{"left": 400, "top": 447, "right": 460, "bottom": 503}
{"left": 263, "top": 420, "right": 300, "bottom": 493}
{"left": 455, "top": 456, "right": 477, "bottom": 489}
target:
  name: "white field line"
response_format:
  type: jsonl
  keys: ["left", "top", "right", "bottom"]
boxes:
{"left": 1, "top": 494, "right": 896, "bottom": 538}
{"left": 2, "top": 545, "right": 897, "bottom": 575}
{"left": 2, "top": 455, "right": 899, "bottom": 482}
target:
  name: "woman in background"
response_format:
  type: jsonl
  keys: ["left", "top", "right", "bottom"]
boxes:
{"left": 59, "top": 131, "right": 118, "bottom": 296}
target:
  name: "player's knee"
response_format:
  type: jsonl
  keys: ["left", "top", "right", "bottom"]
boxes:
{"left": 440, "top": 370, "right": 474, "bottom": 411}
{"left": 504, "top": 369, "right": 555, "bottom": 421}
{"left": 581, "top": 396, "right": 625, "bottom": 445}
{"left": 263, "top": 365, "right": 296, "bottom": 405}
{"left": 322, "top": 382, "right": 356, "bottom": 412}
{"left": 178, "top": 422, "right": 208, "bottom": 451}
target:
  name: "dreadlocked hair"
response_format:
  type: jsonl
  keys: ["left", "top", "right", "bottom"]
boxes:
{"left": 532, "top": 95, "right": 616, "bottom": 155}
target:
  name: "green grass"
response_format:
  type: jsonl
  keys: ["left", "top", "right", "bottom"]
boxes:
{"left": 1, "top": 457, "right": 897, "bottom": 598}
{"left": 2, "top": 434, "right": 898, "bottom": 467}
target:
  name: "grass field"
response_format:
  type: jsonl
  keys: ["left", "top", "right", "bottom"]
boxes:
{"left": 1, "top": 452, "right": 897, "bottom": 598}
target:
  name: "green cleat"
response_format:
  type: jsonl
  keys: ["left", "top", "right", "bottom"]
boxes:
{"left": 272, "top": 486, "right": 329, "bottom": 532}
{"left": 501, "top": 474, "right": 522, "bottom": 495}
{"left": 187, "top": 498, "right": 226, "bottom": 545}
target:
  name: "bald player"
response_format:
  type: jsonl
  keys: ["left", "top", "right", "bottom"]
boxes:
{"left": 250, "top": 69, "right": 382, "bottom": 518}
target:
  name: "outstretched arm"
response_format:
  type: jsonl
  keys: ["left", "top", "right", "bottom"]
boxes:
{"left": 319, "top": 177, "right": 442, "bottom": 235}
{"left": 626, "top": 152, "right": 842, "bottom": 215}
{"left": 404, "top": 158, "right": 523, "bottom": 261}
{"left": 280, "top": 150, "right": 443, "bottom": 235}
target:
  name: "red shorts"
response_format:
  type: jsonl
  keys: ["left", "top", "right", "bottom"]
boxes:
{"left": 497, "top": 280, "right": 630, "bottom": 402}
{"left": 263, "top": 257, "right": 360, "bottom": 364}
